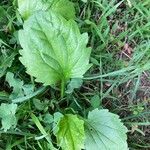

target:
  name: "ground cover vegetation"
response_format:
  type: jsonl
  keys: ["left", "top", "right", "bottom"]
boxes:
{"left": 0, "top": 0, "right": 150, "bottom": 149}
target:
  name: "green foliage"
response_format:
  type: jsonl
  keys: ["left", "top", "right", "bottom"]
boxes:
{"left": 6, "top": 72, "right": 24, "bottom": 99}
{"left": 50, "top": 0, "right": 75, "bottom": 20}
{"left": 81, "top": 0, "right": 87, "bottom": 3}
{"left": 56, "top": 114, "right": 85, "bottom": 150}
{"left": 33, "top": 98, "right": 48, "bottom": 111}
{"left": 18, "top": 0, "right": 50, "bottom": 20}
{"left": 0, "top": 45, "right": 16, "bottom": 77}
{"left": 17, "top": 2, "right": 128, "bottom": 149}
{"left": 53, "top": 112, "right": 64, "bottom": 135}
{"left": 84, "top": 109, "right": 128, "bottom": 150}
{"left": 0, "top": 6, "right": 7, "bottom": 29}
{"left": 6, "top": 72, "right": 34, "bottom": 99}
{"left": 90, "top": 94, "right": 101, "bottom": 109}
{"left": 0, "top": 103, "right": 17, "bottom": 132}
{"left": 0, "top": 91, "right": 9, "bottom": 101}
{"left": 0, "top": 6, "right": 6, "bottom": 22}
{"left": 19, "top": 10, "right": 91, "bottom": 85}
{"left": 18, "top": 0, "right": 75, "bottom": 20}
{"left": 1, "top": 0, "right": 150, "bottom": 149}
{"left": 66, "top": 78, "right": 83, "bottom": 94}
{"left": 31, "top": 113, "right": 57, "bottom": 149}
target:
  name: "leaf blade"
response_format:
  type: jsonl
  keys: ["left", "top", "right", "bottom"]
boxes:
{"left": 0, "top": 103, "right": 17, "bottom": 132}
{"left": 56, "top": 114, "right": 85, "bottom": 150}
{"left": 18, "top": 0, "right": 75, "bottom": 20}
{"left": 19, "top": 11, "right": 91, "bottom": 85}
{"left": 85, "top": 109, "right": 128, "bottom": 150}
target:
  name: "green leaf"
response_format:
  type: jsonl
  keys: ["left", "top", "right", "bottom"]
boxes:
{"left": 51, "top": 0, "right": 75, "bottom": 20}
{"left": 22, "top": 84, "right": 34, "bottom": 95}
{"left": 43, "top": 113, "right": 53, "bottom": 124}
{"left": 85, "top": 109, "right": 128, "bottom": 150}
{"left": 53, "top": 112, "right": 64, "bottom": 135}
{"left": 66, "top": 78, "right": 83, "bottom": 94}
{"left": 56, "top": 114, "right": 85, "bottom": 150}
{"left": 31, "top": 113, "right": 57, "bottom": 150}
{"left": 90, "top": 95, "right": 101, "bottom": 109}
{"left": 33, "top": 98, "right": 48, "bottom": 111}
{"left": 19, "top": 11, "right": 91, "bottom": 86}
{"left": 0, "top": 103, "right": 17, "bottom": 132}
{"left": 18, "top": 0, "right": 51, "bottom": 19}
{"left": 0, "top": 6, "right": 6, "bottom": 21}
{"left": 18, "top": 0, "right": 75, "bottom": 20}
{"left": 0, "top": 48, "right": 16, "bottom": 78}
{"left": 6, "top": 72, "right": 24, "bottom": 99}
{"left": 0, "top": 91, "right": 9, "bottom": 101}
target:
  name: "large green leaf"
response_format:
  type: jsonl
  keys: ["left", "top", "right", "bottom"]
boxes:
{"left": 19, "top": 11, "right": 91, "bottom": 85}
{"left": 85, "top": 109, "right": 128, "bottom": 150}
{"left": 18, "top": 0, "right": 75, "bottom": 20}
{"left": 0, "top": 103, "right": 17, "bottom": 132}
{"left": 56, "top": 114, "right": 85, "bottom": 150}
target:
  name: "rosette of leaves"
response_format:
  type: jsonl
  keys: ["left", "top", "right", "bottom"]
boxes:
{"left": 17, "top": 2, "right": 128, "bottom": 150}
{"left": 18, "top": 10, "right": 91, "bottom": 94}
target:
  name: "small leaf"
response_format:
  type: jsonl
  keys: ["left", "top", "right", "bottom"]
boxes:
{"left": 85, "top": 109, "right": 128, "bottom": 150}
{"left": 19, "top": 11, "right": 91, "bottom": 86}
{"left": 18, "top": 0, "right": 75, "bottom": 20}
{"left": 0, "top": 103, "right": 17, "bottom": 132}
{"left": 66, "top": 78, "right": 83, "bottom": 94}
{"left": 22, "top": 84, "right": 34, "bottom": 95}
{"left": 0, "top": 50, "right": 16, "bottom": 78}
{"left": 90, "top": 95, "right": 101, "bottom": 109}
{"left": 43, "top": 113, "right": 53, "bottom": 124}
{"left": 0, "top": 91, "right": 9, "bottom": 101}
{"left": 33, "top": 98, "right": 47, "bottom": 111}
{"left": 6, "top": 72, "right": 24, "bottom": 99}
{"left": 53, "top": 112, "right": 64, "bottom": 135}
{"left": 56, "top": 114, "right": 85, "bottom": 150}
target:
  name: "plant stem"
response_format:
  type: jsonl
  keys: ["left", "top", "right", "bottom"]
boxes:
{"left": 61, "top": 79, "right": 65, "bottom": 98}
